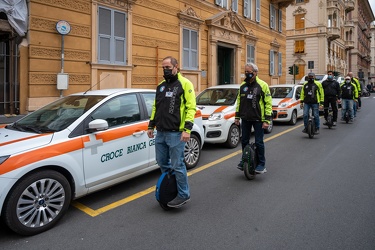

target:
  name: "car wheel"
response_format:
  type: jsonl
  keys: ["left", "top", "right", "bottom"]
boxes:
{"left": 289, "top": 110, "right": 297, "bottom": 125}
{"left": 224, "top": 124, "right": 240, "bottom": 148}
{"left": 264, "top": 117, "right": 273, "bottom": 134}
{"left": 184, "top": 133, "right": 201, "bottom": 169}
{"left": 3, "top": 170, "right": 72, "bottom": 236}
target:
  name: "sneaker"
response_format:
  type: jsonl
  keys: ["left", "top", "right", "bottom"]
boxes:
{"left": 323, "top": 121, "right": 328, "bottom": 125}
{"left": 237, "top": 161, "right": 244, "bottom": 171}
{"left": 315, "top": 128, "right": 319, "bottom": 134}
{"left": 255, "top": 165, "right": 267, "bottom": 174}
{"left": 167, "top": 196, "right": 190, "bottom": 208}
{"left": 333, "top": 122, "right": 337, "bottom": 126}
{"left": 302, "top": 128, "right": 307, "bottom": 133}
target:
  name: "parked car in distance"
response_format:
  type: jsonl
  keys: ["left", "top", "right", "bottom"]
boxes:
{"left": 0, "top": 88, "right": 204, "bottom": 236}
{"left": 269, "top": 84, "right": 303, "bottom": 125}
{"left": 196, "top": 84, "right": 273, "bottom": 148}
{"left": 299, "top": 74, "right": 327, "bottom": 84}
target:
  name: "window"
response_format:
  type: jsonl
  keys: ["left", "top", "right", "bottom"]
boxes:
{"left": 215, "top": 0, "right": 229, "bottom": 9}
{"left": 278, "top": 52, "right": 282, "bottom": 76}
{"left": 91, "top": 94, "right": 140, "bottom": 128}
{"left": 255, "top": 0, "right": 261, "bottom": 23}
{"left": 269, "top": 50, "right": 274, "bottom": 76}
{"left": 98, "top": 7, "right": 126, "bottom": 65}
{"left": 295, "top": 14, "right": 305, "bottom": 29}
{"left": 294, "top": 40, "right": 305, "bottom": 53}
{"left": 183, "top": 28, "right": 198, "bottom": 70}
{"left": 278, "top": 9, "right": 282, "bottom": 32}
{"left": 296, "top": 0, "right": 304, "bottom": 3}
{"left": 244, "top": 0, "right": 251, "bottom": 18}
{"left": 246, "top": 44, "right": 255, "bottom": 64}
{"left": 270, "top": 4, "right": 276, "bottom": 29}
{"left": 232, "top": 0, "right": 238, "bottom": 13}
{"left": 141, "top": 93, "right": 156, "bottom": 118}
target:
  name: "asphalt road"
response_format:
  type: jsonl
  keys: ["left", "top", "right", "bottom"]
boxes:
{"left": 1, "top": 97, "right": 375, "bottom": 249}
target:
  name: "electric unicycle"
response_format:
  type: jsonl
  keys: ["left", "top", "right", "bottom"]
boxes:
{"left": 242, "top": 143, "right": 258, "bottom": 180}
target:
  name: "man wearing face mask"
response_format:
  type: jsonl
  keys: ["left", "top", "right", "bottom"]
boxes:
{"left": 347, "top": 72, "right": 361, "bottom": 116}
{"left": 340, "top": 76, "right": 358, "bottom": 122}
{"left": 300, "top": 72, "right": 324, "bottom": 134}
{"left": 147, "top": 56, "right": 196, "bottom": 208}
{"left": 235, "top": 63, "right": 272, "bottom": 174}
{"left": 321, "top": 70, "right": 341, "bottom": 126}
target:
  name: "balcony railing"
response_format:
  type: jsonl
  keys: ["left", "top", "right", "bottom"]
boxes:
{"left": 344, "top": 0, "right": 355, "bottom": 13}
{"left": 345, "top": 40, "right": 354, "bottom": 50}
{"left": 327, "top": 27, "right": 340, "bottom": 40}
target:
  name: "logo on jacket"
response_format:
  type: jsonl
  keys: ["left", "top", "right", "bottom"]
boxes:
{"left": 244, "top": 87, "right": 248, "bottom": 92}
{"left": 160, "top": 86, "right": 165, "bottom": 92}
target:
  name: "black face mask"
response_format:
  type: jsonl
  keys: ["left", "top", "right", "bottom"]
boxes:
{"left": 308, "top": 78, "right": 314, "bottom": 83}
{"left": 163, "top": 69, "right": 174, "bottom": 80}
{"left": 245, "top": 73, "right": 254, "bottom": 79}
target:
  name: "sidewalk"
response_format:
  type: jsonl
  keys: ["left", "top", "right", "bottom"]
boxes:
{"left": 0, "top": 114, "right": 25, "bottom": 124}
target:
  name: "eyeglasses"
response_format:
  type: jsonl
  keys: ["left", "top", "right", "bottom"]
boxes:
{"left": 245, "top": 71, "right": 254, "bottom": 74}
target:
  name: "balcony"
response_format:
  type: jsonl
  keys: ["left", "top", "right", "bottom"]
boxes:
{"left": 270, "top": 0, "right": 294, "bottom": 8}
{"left": 327, "top": 0, "right": 339, "bottom": 12}
{"left": 345, "top": 40, "right": 354, "bottom": 50}
{"left": 327, "top": 27, "right": 340, "bottom": 41}
{"left": 344, "top": 20, "right": 354, "bottom": 28}
{"left": 344, "top": 20, "right": 354, "bottom": 32}
{"left": 344, "top": 0, "right": 355, "bottom": 13}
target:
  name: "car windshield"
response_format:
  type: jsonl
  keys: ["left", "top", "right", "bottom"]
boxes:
{"left": 7, "top": 95, "right": 106, "bottom": 133}
{"left": 270, "top": 87, "right": 293, "bottom": 98}
{"left": 196, "top": 88, "right": 238, "bottom": 105}
{"left": 314, "top": 75, "right": 325, "bottom": 81}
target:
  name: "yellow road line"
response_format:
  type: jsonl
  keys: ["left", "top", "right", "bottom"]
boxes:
{"left": 72, "top": 124, "right": 303, "bottom": 217}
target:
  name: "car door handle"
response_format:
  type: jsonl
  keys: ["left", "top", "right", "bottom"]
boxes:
{"left": 133, "top": 130, "right": 145, "bottom": 137}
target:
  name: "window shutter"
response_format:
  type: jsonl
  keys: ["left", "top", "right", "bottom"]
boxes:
{"left": 244, "top": 0, "right": 250, "bottom": 18}
{"left": 270, "top": 50, "right": 274, "bottom": 76}
{"left": 270, "top": 4, "right": 274, "bottom": 29}
{"left": 278, "top": 52, "right": 282, "bottom": 76}
{"left": 278, "top": 9, "right": 282, "bottom": 32}
{"left": 256, "top": 0, "right": 261, "bottom": 23}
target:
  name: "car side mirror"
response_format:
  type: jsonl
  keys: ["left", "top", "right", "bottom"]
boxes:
{"left": 87, "top": 119, "right": 109, "bottom": 132}
{"left": 296, "top": 93, "right": 300, "bottom": 100}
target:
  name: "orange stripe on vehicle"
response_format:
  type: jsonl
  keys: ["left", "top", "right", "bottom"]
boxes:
{"left": 224, "top": 112, "right": 235, "bottom": 120}
{"left": 214, "top": 106, "right": 227, "bottom": 113}
{"left": 195, "top": 109, "right": 202, "bottom": 118}
{"left": 0, "top": 121, "right": 150, "bottom": 175}
{"left": 0, "top": 133, "right": 52, "bottom": 147}
{"left": 0, "top": 125, "right": 6, "bottom": 128}
{"left": 202, "top": 115, "right": 210, "bottom": 119}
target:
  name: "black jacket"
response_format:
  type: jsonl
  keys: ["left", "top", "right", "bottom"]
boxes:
{"left": 322, "top": 79, "right": 341, "bottom": 99}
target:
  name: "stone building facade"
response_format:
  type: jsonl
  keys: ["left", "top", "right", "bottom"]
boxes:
{"left": 0, "top": 0, "right": 294, "bottom": 115}
{"left": 286, "top": 0, "right": 374, "bottom": 84}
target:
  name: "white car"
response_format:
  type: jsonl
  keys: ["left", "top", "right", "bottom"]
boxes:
{"left": 270, "top": 84, "right": 303, "bottom": 125}
{"left": 0, "top": 88, "right": 204, "bottom": 235}
{"left": 196, "top": 84, "right": 273, "bottom": 148}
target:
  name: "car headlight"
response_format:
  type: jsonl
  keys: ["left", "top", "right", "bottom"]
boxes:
{"left": 0, "top": 155, "right": 10, "bottom": 165}
{"left": 278, "top": 102, "right": 289, "bottom": 108}
{"left": 208, "top": 112, "right": 224, "bottom": 121}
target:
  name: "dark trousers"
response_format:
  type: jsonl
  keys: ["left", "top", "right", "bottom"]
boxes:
{"left": 241, "top": 120, "right": 265, "bottom": 167}
{"left": 324, "top": 96, "right": 338, "bottom": 122}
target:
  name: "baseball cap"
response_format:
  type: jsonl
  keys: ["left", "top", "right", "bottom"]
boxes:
{"left": 308, "top": 72, "right": 315, "bottom": 77}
